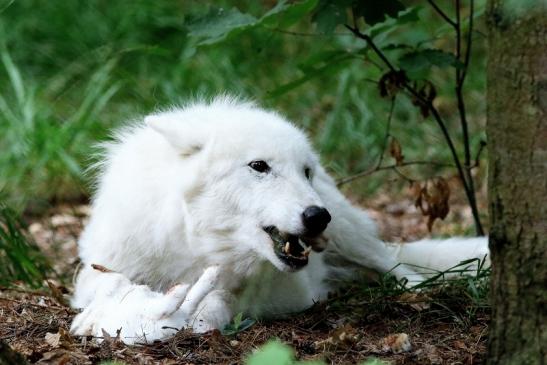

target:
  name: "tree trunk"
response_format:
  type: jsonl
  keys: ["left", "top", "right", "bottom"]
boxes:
{"left": 486, "top": 1, "right": 547, "bottom": 364}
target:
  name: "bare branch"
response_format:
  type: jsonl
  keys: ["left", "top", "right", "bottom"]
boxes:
{"left": 460, "top": 0, "right": 474, "bottom": 85}
{"left": 376, "top": 97, "right": 396, "bottom": 168}
{"left": 344, "top": 9, "right": 484, "bottom": 235}
{"left": 454, "top": 0, "right": 483, "bottom": 235}
{"left": 337, "top": 160, "right": 454, "bottom": 186}
{"left": 427, "top": 0, "right": 457, "bottom": 28}
{"left": 471, "top": 140, "right": 487, "bottom": 169}
{"left": 344, "top": 24, "right": 397, "bottom": 72}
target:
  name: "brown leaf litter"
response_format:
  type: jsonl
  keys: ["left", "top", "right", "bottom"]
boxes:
{"left": 0, "top": 195, "right": 489, "bottom": 364}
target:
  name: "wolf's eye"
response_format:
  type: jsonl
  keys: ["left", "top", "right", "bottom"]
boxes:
{"left": 304, "top": 167, "right": 312, "bottom": 180}
{"left": 249, "top": 160, "right": 270, "bottom": 173}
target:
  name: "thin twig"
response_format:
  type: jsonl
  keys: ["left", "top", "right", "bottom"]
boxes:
{"left": 426, "top": 0, "right": 457, "bottom": 28}
{"left": 456, "top": 0, "right": 462, "bottom": 61}
{"left": 376, "top": 97, "right": 396, "bottom": 168}
{"left": 392, "top": 166, "right": 417, "bottom": 183}
{"left": 471, "top": 140, "right": 487, "bottom": 168}
{"left": 344, "top": 25, "right": 397, "bottom": 72}
{"left": 337, "top": 160, "right": 454, "bottom": 186}
{"left": 460, "top": 0, "right": 474, "bottom": 84}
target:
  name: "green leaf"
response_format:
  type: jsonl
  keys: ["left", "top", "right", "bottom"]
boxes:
{"left": 297, "top": 49, "right": 345, "bottom": 73}
{"left": 311, "top": 0, "right": 352, "bottom": 34}
{"left": 221, "top": 313, "right": 256, "bottom": 336}
{"left": 187, "top": 7, "right": 257, "bottom": 45}
{"left": 267, "top": 52, "right": 352, "bottom": 98}
{"left": 367, "top": 6, "right": 422, "bottom": 40}
{"left": 354, "top": 0, "right": 405, "bottom": 26}
{"left": 233, "top": 312, "right": 243, "bottom": 329}
{"left": 261, "top": 0, "right": 319, "bottom": 28}
{"left": 379, "top": 43, "right": 413, "bottom": 51}
{"left": 398, "top": 49, "right": 463, "bottom": 79}
{"left": 187, "top": 0, "right": 318, "bottom": 46}
{"left": 246, "top": 340, "right": 294, "bottom": 365}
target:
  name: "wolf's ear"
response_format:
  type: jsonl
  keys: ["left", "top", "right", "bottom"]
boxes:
{"left": 145, "top": 113, "right": 209, "bottom": 157}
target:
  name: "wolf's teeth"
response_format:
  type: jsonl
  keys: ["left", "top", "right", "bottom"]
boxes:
{"left": 303, "top": 246, "right": 312, "bottom": 257}
{"left": 284, "top": 242, "right": 290, "bottom": 254}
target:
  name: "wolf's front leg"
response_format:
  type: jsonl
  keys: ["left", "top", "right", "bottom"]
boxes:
{"left": 70, "top": 266, "right": 220, "bottom": 344}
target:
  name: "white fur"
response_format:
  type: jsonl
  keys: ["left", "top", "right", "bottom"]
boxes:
{"left": 71, "top": 97, "right": 489, "bottom": 344}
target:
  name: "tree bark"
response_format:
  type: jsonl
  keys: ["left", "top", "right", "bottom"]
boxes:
{"left": 486, "top": 1, "right": 547, "bottom": 364}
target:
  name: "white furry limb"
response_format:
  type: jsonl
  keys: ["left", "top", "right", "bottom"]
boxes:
{"left": 388, "top": 237, "right": 490, "bottom": 277}
{"left": 70, "top": 266, "right": 220, "bottom": 345}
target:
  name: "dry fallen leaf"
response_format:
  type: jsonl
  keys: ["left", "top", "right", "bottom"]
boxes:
{"left": 44, "top": 328, "right": 73, "bottom": 349}
{"left": 380, "top": 333, "right": 412, "bottom": 353}
{"left": 453, "top": 340, "right": 467, "bottom": 350}
{"left": 314, "top": 324, "right": 360, "bottom": 350}
{"left": 421, "top": 344, "right": 443, "bottom": 364}
{"left": 47, "top": 281, "right": 68, "bottom": 307}
{"left": 397, "top": 292, "right": 431, "bottom": 311}
{"left": 45, "top": 332, "right": 61, "bottom": 348}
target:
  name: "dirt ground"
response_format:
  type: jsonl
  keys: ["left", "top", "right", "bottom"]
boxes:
{"left": 1, "top": 181, "right": 490, "bottom": 364}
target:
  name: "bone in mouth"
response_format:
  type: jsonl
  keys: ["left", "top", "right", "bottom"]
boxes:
{"left": 283, "top": 239, "right": 310, "bottom": 257}
{"left": 264, "top": 226, "right": 310, "bottom": 259}
{"left": 285, "top": 235, "right": 307, "bottom": 257}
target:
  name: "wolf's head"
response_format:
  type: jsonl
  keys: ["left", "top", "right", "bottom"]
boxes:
{"left": 145, "top": 97, "right": 331, "bottom": 272}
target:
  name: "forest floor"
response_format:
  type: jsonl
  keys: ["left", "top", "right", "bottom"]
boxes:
{"left": 0, "top": 180, "right": 490, "bottom": 364}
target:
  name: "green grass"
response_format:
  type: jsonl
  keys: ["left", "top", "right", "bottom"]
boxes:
{"left": 0, "top": 200, "right": 52, "bottom": 287}
{"left": 330, "top": 256, "right": 491, "bottom": 327}
{"left": 0, "top": 1, "right": 488, "bottom": 211}
{"left": 0, "top": 49, "right": 119, "bottom": 210}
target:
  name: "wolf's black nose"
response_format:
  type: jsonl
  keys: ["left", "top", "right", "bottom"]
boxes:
{"left": 302, "top": 206, "right": 331, "bottom": 236}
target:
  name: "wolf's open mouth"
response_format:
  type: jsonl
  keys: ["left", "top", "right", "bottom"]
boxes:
{"left": 263, "top": 226, "right": 314, "bottom": 270}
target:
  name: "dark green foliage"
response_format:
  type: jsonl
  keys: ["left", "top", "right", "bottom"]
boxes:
{"left": 0, "top": 201, "right": 51, "bottom": 287}
{"left": 187, "top": 0, "right": 319, "bottom": 45}
{"left": 0, "top": 1, "right": 488, "bottom": 222}
{"left": 353, "top": 0, "right": 406, "bottom": 26}
{"left": 399, "top": 49, "right": 464, "bottom": 79}
{"left": 312, "top": 0, "right": 352, "bottom": 33}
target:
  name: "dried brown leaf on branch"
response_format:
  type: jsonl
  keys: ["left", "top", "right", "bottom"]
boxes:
{"left": 389, "top": 137, "right": 404, "bottom": 166}
{"left": 413, "top": 177, "right": 451, "bottom": 231}
{"left": 378, "top": 70, "right": 408, "bottom": 98}
{"left": 411, "top": 81, "right": 437, "bottom": 118}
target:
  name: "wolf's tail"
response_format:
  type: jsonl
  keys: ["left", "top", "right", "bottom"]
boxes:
{"left": 387, "top": 237, "right": 490, "bottom": 277}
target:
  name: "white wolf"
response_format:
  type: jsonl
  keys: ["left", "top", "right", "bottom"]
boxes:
{"left": 70, "top": 97, "right": 488, "bottom": 344}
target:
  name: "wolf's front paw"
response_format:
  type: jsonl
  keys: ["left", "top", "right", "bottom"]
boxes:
{"left": 70, "top": 266, "right": 220, "bottom": 344}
